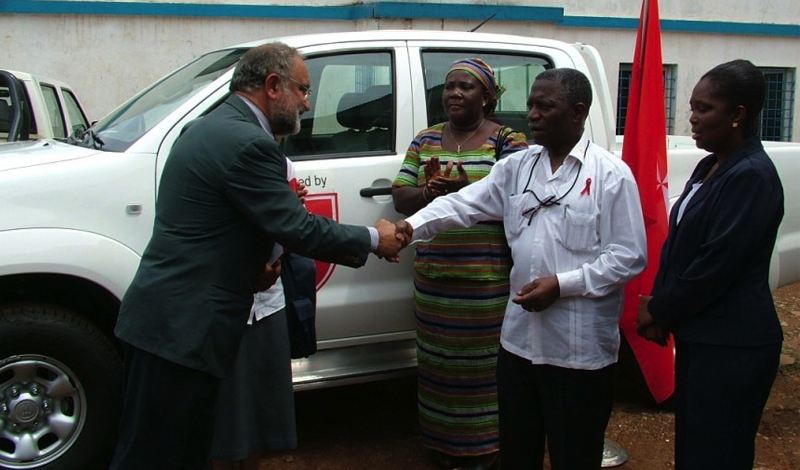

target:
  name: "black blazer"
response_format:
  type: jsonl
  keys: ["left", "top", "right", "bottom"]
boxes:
{"left": 115, "top": 94, "right": 371, "bottom": 377}
{"left": 649, "top": 137, "right": 784, "bottom": 347}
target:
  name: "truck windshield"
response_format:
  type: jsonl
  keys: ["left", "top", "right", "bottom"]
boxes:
{"left": 91, "top": 48, "right": 248, "bottom": 151}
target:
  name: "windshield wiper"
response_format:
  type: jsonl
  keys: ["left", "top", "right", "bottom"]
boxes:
{"left": 67, "top": 126, "right": 105, "bottom": 149}
{"left": 83, "top": 128, "right": 106, "bottom": 149}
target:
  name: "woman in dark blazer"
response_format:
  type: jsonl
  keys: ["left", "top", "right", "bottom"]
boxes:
{"left": 637, "top": 59, "right": 784, "bottom": 470}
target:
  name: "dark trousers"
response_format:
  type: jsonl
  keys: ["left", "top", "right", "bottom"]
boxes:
{"left": 674, "top": 339, "right": 781, "bottom": 470}
{"left": 109, "top": 343, "right": 220, "bottom": 470}
{"left": 210, "top": 308, "right": 297, "bottom": 461}
{"left": 497, "top": 347, "right": 615, "bottom": 470}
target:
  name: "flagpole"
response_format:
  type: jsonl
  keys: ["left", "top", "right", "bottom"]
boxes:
{"left": 638, "top": 0, "right": 649, "bottom": 58}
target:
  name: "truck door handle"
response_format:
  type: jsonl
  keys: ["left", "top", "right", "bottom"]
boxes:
{"left": 360, "top": 186, "right": 393, "bottom": 197}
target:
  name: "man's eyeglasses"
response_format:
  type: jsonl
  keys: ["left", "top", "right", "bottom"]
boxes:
{"left": 285, "top": 76, "right": 312, "bottom": 99}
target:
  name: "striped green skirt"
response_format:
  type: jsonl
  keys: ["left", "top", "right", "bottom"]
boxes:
{"left": 414, "top": 272, "right": 510, "bottom": 457}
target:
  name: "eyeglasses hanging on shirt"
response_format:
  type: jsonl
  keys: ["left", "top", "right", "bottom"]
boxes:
{"left": 520, "top": 142, "right": 588, "bottom": 225}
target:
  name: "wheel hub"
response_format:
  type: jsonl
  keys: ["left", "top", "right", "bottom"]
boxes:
{"left": 0, "top": 356, "right": 85, "bottom": 468}
{"left": 3, "top": 384, "right": 50, "bottom": 432}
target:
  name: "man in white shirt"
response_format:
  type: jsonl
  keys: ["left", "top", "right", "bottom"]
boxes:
{"left": 396, "top": 68, "right": 647, "bottom": 470}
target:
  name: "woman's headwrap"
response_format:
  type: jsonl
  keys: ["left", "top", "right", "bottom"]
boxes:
{"left": 447, "top": 58, "right": 506, "bottom": 111}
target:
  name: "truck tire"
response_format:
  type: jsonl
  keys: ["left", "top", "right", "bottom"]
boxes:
{"left": 0, "top": 304, "right": 122, "bottom": 470}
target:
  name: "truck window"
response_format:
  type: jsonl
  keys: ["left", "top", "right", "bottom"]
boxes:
{"left": 283, "top": 51, "right": 394, "bottom": 159}
{"left": 62, "top": 88, "right": 90, "bottom": 135}
{"left": 0, "top": 89, "right": 10, "bottom": 134}
{"left": 40, "top": 84, "right": 67, "bottom": 138}
{"left": 0, "top": 83, "right": 38, "bottom": 139}
{"left": 421, "top": 51, "right": 551, "bottom": 141}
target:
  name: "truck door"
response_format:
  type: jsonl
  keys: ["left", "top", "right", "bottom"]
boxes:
{"left": 280, "top": 44, "right": 417, "bottom": 344}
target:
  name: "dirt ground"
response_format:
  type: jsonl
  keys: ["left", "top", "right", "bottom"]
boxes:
{"left": 603, "top": 281, "right": 800, "bottom": 470}
{"left": 259, "top": 282, "right": 800, "bottom": 470}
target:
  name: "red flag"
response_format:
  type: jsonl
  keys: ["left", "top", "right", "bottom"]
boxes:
{"left": 620, "top": 0, "right": 674, "bottom": 404}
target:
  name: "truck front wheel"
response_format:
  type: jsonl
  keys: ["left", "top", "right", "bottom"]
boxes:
{"left": 0, "top": 304, "right": 122, "bottom": 470}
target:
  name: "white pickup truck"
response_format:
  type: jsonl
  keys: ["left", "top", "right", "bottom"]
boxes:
{"left": 0, "top": 70, "right": 90, "bottom": 143}
{"left": 0, "top": 30, "right": 798, "bottom": 470}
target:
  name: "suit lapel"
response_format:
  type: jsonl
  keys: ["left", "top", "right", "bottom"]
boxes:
{"left": 679, "top": 138, "right": 764, "bottom": 221}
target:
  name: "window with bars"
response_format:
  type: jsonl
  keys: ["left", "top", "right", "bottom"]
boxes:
{"left": 760, "top": 68, "right": 795, "bottom": 142}
{"left": 616, "top": 63, "right": 676, "bottom": 135}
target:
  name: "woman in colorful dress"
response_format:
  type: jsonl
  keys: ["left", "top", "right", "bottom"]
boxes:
{"left": 392, "top": 58, "right": 528, "bottom": 470}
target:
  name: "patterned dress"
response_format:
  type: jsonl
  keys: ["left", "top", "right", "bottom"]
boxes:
{"left": 394, "top": 122, "right": 528, "bottom": 457}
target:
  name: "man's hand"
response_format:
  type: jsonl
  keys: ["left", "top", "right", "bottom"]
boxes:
{"left": 394, "top": 219, "right": 413, "bottom": 246}
{"left": 636, "top": 295, "right": 670, "bottom": 347}
{"left": 253, "top": 259, "right": 281, "bottom": 292}
{"left": 512, "top": 276, "right": 560, "bottom": 312}
{"left": 374, "top": 218, "right": 406, "bottom": 262}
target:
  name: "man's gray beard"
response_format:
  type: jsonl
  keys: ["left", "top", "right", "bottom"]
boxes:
{"left": 274, "top": 95, "right": 302, "bottom": 136}
{"left": 290, "top": 113, "right": 301, "bottom": 135}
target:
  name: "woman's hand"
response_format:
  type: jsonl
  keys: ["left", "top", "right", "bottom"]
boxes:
{"left": 295, "top": 180, "right": 309, "bottom": 203}
{"left": 424, "top": 156, "right": 468, "bottom": 197}
{"left": 423, "top": 156, "right": 444, "bottom": 183}
{"left": 636, "top": 296, "right": 670, "bottom": 347}
{"left": 636, "top": 295, "right": 655, "bottom": 330}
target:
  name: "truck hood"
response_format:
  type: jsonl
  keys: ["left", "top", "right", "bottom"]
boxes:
{"left": 0, "top": 139, "right": 101, "bottom": 172}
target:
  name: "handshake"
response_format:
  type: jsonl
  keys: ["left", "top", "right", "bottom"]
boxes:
{"left": 373, "top": 219, "right": 414, "bottom": 262}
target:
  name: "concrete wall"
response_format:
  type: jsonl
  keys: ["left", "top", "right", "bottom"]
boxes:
{"left": 1, "top": 0, "right": 798, "bottom": 140}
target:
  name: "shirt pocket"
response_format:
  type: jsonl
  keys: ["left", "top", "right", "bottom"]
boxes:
{"left": 557, "top": 205, "right": 598, "bottom": 251}
{"left": 507, "top": 192, "right": 537, "bottom": 238}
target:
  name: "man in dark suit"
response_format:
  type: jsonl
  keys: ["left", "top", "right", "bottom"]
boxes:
{"left": 109, "top": 43, "right": 403, "bottom": 470}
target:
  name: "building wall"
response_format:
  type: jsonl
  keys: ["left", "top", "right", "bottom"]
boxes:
{"left": 1, "top": 0, "right": 798, "bottom": 139}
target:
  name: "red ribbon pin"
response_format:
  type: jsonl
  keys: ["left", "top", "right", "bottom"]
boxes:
{"left": 580, "top": 177, "right": 592, "bottom": 196}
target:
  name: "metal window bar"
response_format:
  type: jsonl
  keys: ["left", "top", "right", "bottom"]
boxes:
{"left": 616, "top": 67, "right": 631, "bottom": 135}
{"left": 616, "top": 64, "right": 673, "bottom": 135}
{"left": 663, "top": 65, "right": 676, "bottom": 134}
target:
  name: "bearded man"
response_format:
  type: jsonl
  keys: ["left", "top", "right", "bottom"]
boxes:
{"left": 109, "top": 43, "right": 402, "bottom": 470}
